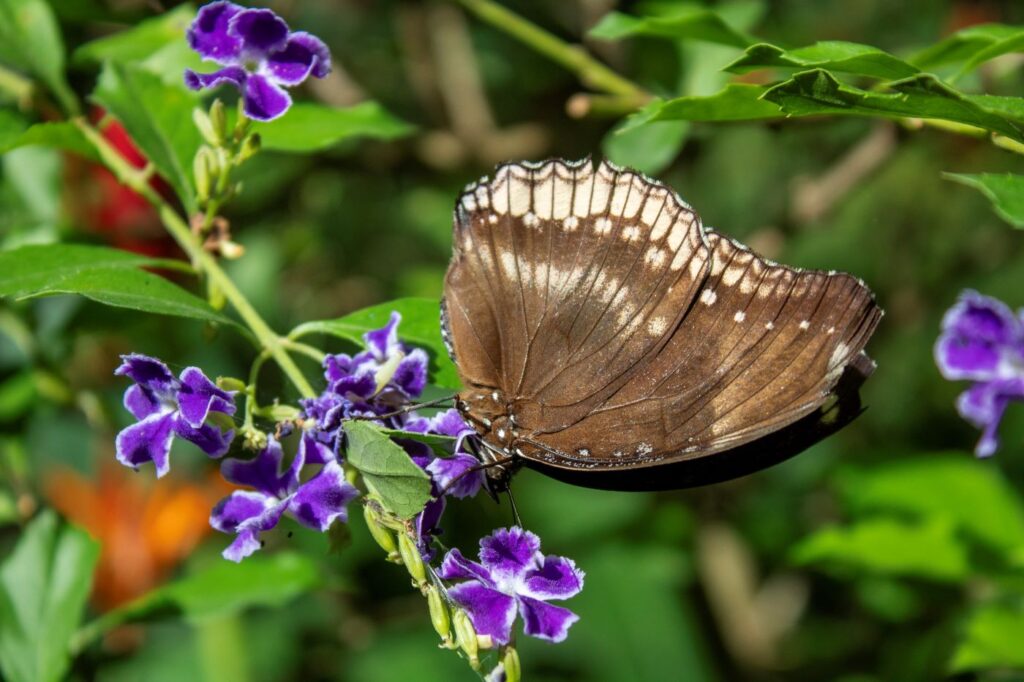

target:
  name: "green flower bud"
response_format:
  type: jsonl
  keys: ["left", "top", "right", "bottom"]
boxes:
{"left": 363, "top": 504, "right": 399, "bottom": 558}
{"left": 502, "top": 647, "right": 521, "bottom": 682}
{"left": 453, "top": 609, "right": 479, "bottom": 669}
{"left": 477, "top": 634, "right": 494, "bottom": 650}
{"left": 193, "top": 147, "right": 213, "bottom": 203}
{"left": 237, "top": 132, "right": 261, "bottom": 162}
{"left": 426, "top": 586, "right": 453, "bottom": 645}
{"left": 216, "top": 376, "right": 247, "bottom": 393}
{"left": 209, "top": 99, "right": 228, "bottom": 143}
{"left": 398, "top": 531, "right": 426, "bottom": 586}
{"left": 192, "top": 107, "right": 220, "bottom": 147}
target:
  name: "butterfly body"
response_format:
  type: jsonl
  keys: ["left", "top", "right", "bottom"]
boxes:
{"left": 443, "top": 158, "right": 882, "bottom": 491}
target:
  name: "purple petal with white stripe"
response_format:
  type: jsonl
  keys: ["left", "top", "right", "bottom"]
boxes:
{"left": 479, "top": 527, "right": 541, "bottom": 582}
{"left": 447, "top": 582, "right": 518, "bottom": 645}
{"left": 184, "top": 65, "right": 247, "bottom": 92}
{"left": 426, "top": 453, "right": 483, "bottom": 499}
{"left": 521, "top": 556, "right": 585, "bottom": 600}
{"left": 438, "top": 547, "right": 494, "bottom": 585}
{"left": 364, "top": 312, "right": 401, "bottom": 362}
{"left": 228, "top": 7, "right": 289, "bottom": 57}
{"left": 115, "top": 354, "right": 175, "bottom": 393}
{"left": 186, "top": 1, "right": 244, "bottom": 62}
{"left": 210, "top": 490, "right": 289, "bottom": 562}
{"left": 173, "top": 419, "right": 234, "bottom": 458}
{"left": 393, "top": 349, "right": 428, "bottom": 397}
{"left": 221, "top": 436, "right": 300, "bottom": 497}
{"left": 177, "top": 366, "right": 236, "bottom": 428}
{"left": 288, "top": 461, "right": 359, "bottom": 531}
{"left": 242, "top": 72, "right": 292, "bottom": 122}
{"left": 115, "top": 412, "right": 176, "bottom": 478}
{"left": 123, "top": 383, "right": 161, "bottom": 420}
{"left": 517, "top": 596, "right": 579, "bottom": 643}
{"left": 264, "top": 31, "right": 330, "bottom": 84}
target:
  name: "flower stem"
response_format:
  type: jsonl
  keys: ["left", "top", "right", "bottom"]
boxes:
{"left": 73, "top": 118, "right": 317, "bottom": 400}
{"left": 452, "top": 0, "right": 649, "bottom": 104}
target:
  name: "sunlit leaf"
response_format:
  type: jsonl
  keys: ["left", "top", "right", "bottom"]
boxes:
{"left": 726, "top": 41, "right": 920, "bottom": 80}
{"left": 911, "top": 23, "right": 1024, "bottom": 72}
{"left": 791, "top": 517, "right": 970, "bottom": 582}
{"left": 92, "top": 61, "right": 202, "bottom": 212}
{"left": 72, "top": 4, "right": 195, "bottom": 65}
{"left": 0, "top": 511, "right": 99, "bottom": 682}
{"left": 589, "top": 8, "right": 754, "bottom": 48}
{"left": 344, "top": 421, "right": 431, "bottom": 520}
{"left": 254, "top": 102, "right": 414, "bottom": 153}
{"left": 653, "top": 83, "right": 782, "bottom": 122}
{"left": 944, "top": 173, "right": 1024, "bottom": 229}
{"left": 0, "top": 0, "right": 77, "bottom": 114}
{"left": 290, "top": 297, "right": 461, "bottom": 389}
{"left": 950, "top": 602, "right": 1024, "bottom": 673}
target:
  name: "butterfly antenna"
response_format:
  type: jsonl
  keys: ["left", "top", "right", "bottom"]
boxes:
{"left": 349, "top": 395, "right": 458, "bottom": 421}
{"left": 506, "top": 486, "right": 523, "bottom": 528}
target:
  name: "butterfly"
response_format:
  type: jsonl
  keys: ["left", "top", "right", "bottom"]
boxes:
{"left": 441, "top": 159, "right": 882, "bottom": 491}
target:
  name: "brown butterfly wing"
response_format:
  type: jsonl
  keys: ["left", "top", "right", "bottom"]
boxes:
{"left": 443, "top": 158, "right": 882, "bottom": 488}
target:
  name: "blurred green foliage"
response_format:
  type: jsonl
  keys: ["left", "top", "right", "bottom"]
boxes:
{"left": 2, "top": 0, "right": 1024, "bottom": 681}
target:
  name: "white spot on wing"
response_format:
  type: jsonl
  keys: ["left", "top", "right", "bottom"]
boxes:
{"left": 799, "top": 320, "right": 810, "bottom": 330}
{"left": 595, "top": 217, "right": 613, "bottom": 234}
{"left": 734, "top": 311, "right": 746, "bottom": 322}
{"left": 563, "top": 216, "right": 579, "bottom": 231}
{"left": 648, "top": 316, "right": 668, "bottom": 335}
{"left": 700, "top": 289, "right": 717, "bottom": 306}
{"left": 622, "top": 225, "right": 640, "bottom": 241}
{"left": 523, "top": 212, "right": 539, "bottom": 228}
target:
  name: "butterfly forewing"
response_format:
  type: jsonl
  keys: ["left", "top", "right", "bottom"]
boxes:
{"left": 443, "top": 158, "right": 882, "bottom": 488}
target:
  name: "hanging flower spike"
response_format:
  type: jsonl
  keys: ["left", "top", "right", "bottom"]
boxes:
{"left": 212, "top": 435, "right": 359, "bottom": 561}
{"left": 935, "top": 290, "right": 1024, "bottom": 457}
{"left": 115, "top": 354, "right": 236, "bottom": 478}
{"left": 184, "top": 1, "right": 331, "bottom": 121}
{"left": 439, "top": 527, "right": 584, "bottom": 645}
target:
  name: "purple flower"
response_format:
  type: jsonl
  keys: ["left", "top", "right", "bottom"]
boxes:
{"left": 439, "top": 527, "right": 584, "bottom": 645}
{"left": 213, "top": 435, "right": 359, "bottom": 561}
{"left": 114, "top": 354, "right": 236, "bottom": 478}
{"left": 184, "top": 1, "right": 331, "bottom": 121}
{"left": 935, "top": 290, "right": 1024, "bottom": 457}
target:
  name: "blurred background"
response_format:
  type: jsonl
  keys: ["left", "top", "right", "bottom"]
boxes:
{"left": 3, "top": 0, "right": 1024, "bottom": 680}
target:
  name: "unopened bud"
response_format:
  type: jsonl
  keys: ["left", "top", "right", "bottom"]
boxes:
{"left": 502, "top": 647, "right": 521, "bottom": 682}
{"left": 193, "top": 147, "right": 213, "bottom": 203}
{"left": 477, "top": 634, "right": 494, "bottom": 650}
{"left": 363, "top": 505, "right": 399, "bottom": 558}
{"left": 373, "top": 350, "right": 404, "bottom": 395}
{"left": 193, "top": 107, "right": 220, "bottom": 146}
{"left": 453, "top": 609, "right": 479, "bottom": 669}
{"left": 242, "top": 428, "right": 268, "bottom": 451}
{"left": 237, "top": 132, "right": 261, "bottom": 162}
{"left": 426, "top": 586, "right": 453, "bottom": 644}
{"left": 218, "top": 240, "right": 246, "bottom": 260}
{"left": 263, "top": 403, "right": 301, "bottom": 422}
{"left": 216, "top": 376, "right": 247, "bottom": 393}
{"left": 398, "top": 531, "right": 426, "bottom": 586}
{"left": 209, "top": 99, "right": 228, "bottom": 143}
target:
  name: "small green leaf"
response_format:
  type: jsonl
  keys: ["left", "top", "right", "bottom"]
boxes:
{"left": 72, "top": 4, "right": 195, "bottom": 65}
{"left": 0, "top": 121, "right": 99, "bottom": 162}
{"left": 603, "top": 101, "right": 689, "bottom": 175}
{"left": 950, "top": 602, "right": 1024, "bottom": 673}
{"left": 254, "top": 102, "right": 414, "bottom": 153}
{"left": 0, "top": 511, "right": 99, "bottom": 682}
{"left": 653, "top": 83, "right": 782, "bottom": 122}
{"left": 589, "top": 8, "right": 755, "bottom": 48}
{"left": 762, "top": 70, "right": 1024, "bottom": 142}
{"left": 911, "top": 23, "right": 1024, "bottom": 71}
{"left": 381, "top": 427, "right": 456, "bottom": 457}
{"left": 791, "top": 517, "right": 970, "bottom": 582}
{"left": 0, "top": 0, "right": 77, "bottom": 114}
{"left": 92, "top": 61, "right": 202, "bottom": 212}
{"left": 944, "top": 173, "right": 1024, "bottom": 229}
{"left": 726, "top": 41, "right": 920, "bottom": 80}
{"left": 344, "top": 421, "right": 431, "bottom": 520}
{"left": 0, "top": 244, "right": 237, "bottom": 327}
{"left": 290, "top": 297, "right": 461, "bottom": 389}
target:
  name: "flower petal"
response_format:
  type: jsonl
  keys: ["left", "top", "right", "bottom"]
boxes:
{"left": 184, "top": 65, "right": 247, "bottom": 93}
{"left": 115, "top": 353, "right": 175, "bottom": 393}
{"left": 936, "top": 291, "right": 1024, "bottom": 381}
{"left": 935, "top": 333, "right": 1003, "bottom": 381}
{"left": 288, "top": 460, "right": 359, "bottom": 531}
{"left": 242, "top": 72, "right": 292, "bottom": 121}
{"left": 299, "top": 430, "right": 334, "bottom": 465}
{"left": 364, "top": 312, "right": 401, "bottom": 362}
{"left": 517, "top": 595, "right": 579, "bottom": 643}
{"left": 427, "top": 453, "right": 483, "bottom": 499}
{"left": 942, "top": 290, "right": 1022, "bottom": 344}
{"left": 186, "top": 0, "right": 243, "bottom": 62}
{"left": 479, "top": 527, "right": 541, "bottom": 582}
{"left": 210, "top": 490, "right": 289, "bottom": 562}
{"left": 177, "top": 366, "right": 236, "bottom": 428}
{"left": 438, "top": 548, "right": 493, "bottom": 585}
{"left": 115, "top": 412, "right": 176, "bottom": 478}
{"left": 228, "top": 7, "right": 289, "bottom": 58}
{"left": 393, "top": 349, "right": 428, "bottom": 397}
{"left": 956, "top": 379, "right": 1024, "bottom": 457}
{"left": 447, "top": 582, "right": 517, "bottom": 646}
{"left": 173, "top": 418, "right": 234, "bottom": 458}
{"left": 415, "top": 495, "right": 446, "bottom": 561}
{"left": 123, "top": 383, "right": 161, "bottom": 420}
{"left": 264, "top": 31, "right": 330, "bottom": 85}
{"left": 221, "top": 436, "right": 299, "bottom": 497}
{"left": 521, "top": 555, "right": 585, "bottom": 600}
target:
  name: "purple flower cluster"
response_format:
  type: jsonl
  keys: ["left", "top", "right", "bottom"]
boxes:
{"left": 184, "top": 2, "right": 330, "bottom": 121}
{"left": 440, "top": 527, "right": 585, "bottom": 644}
{"left": 935, "top": 290, "right": 1024, "bottom": 457}
{"left": 114, "top": 354, "right": 236, "bottom": 478}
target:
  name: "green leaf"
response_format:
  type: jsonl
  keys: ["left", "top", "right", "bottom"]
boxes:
{"left": 653, "top": 83, "right": 783, "bottom": 122}
{"left": 290, "top": 297, "right": 461, "bottom": 390}
{"left": 380, "top": 427, "right": 456, "bottom": 457}
{"left": 911, "top": 23, "right": 1024, "bottom": 72}
{"left": 589, "top": 8, "right": 755, "bottom": 48}
{"left": 92, "top": 61, "right": 201, "bottom": 212}
{"left": 0, "top": 121, "right": 99, "bottom": 162}
{"left": 344, "top": 421, "right": 431, "bottom": 520}
{"left": 0, "top": 0, "right": 77, "bottom": 114}
{"left": 72, "top": 4, "right": 195, "bottom": 65}
{"left": 762, "top": 70, "right": 1024, "bottom": 142}
{"left": 791, "top": 517, "right": 970, "bottom": 582}
{"left": 603, "top": 101, "right": 689, "bottom": 175}
{"left": 836, "top": 455, "right": 1024, "bottom": 554}
{"left": 943, "top": 173, "right": 1024, "bottom": 229}
{"left": 0, "top": 511, "right": 99, "bottom": 682}
{"left": 726, "top": 41, "right": 920, "bottom": 80}
{"left": 254, "top": 102, "right": 414, "bottom": 153}
{"left": 950, "top": 602, "right": 1024, "bottom": 673}
{"left": 0, "top": 244, "right": 237, "bottom": 327}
